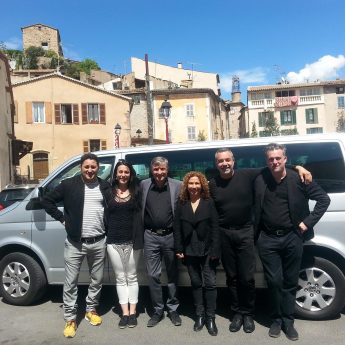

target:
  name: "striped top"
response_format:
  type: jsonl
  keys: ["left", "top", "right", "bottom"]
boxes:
{"left": 81, "top": 181, "right": 105, "bottom": 238}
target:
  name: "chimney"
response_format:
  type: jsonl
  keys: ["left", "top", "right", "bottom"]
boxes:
{"left": 177, "top": 62, "right": 183, "bottom": 69}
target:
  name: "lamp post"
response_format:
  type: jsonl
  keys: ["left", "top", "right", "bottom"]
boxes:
{"left": 161, "top": 100, "right": 172, "bottom": 144}
{"left": 114, "top": 123, "right": 121, "bottom": 148}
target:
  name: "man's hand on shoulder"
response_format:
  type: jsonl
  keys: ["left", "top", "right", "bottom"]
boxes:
{"left": 295, "top": 165, "right": 312, "bottom": 184}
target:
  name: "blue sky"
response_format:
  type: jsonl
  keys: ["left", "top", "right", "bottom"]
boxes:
{"left": 2, "top": 0, "right": 345, "bottom": 100}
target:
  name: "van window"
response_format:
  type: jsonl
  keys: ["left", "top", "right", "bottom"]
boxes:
{"left": 43, "top": 156, "right": 115, "bottom": 194}
{"left": 125, "top": 141, "right": 345, "bottom": 193}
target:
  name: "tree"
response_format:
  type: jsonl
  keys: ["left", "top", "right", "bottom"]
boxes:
{"left": 262, "top": 116, "right": 280, "bottom": 137}
{"left": 336, "top": 110, "right": 345, "bottom": 132}
{"left": 250, "top": 122, "right": 258, "bottom": 137}
{"left": 24, "top": 46, "right": 45, "bottom": 69}
{"left": 78, "top": 59, "right": 100, "bottom": 75}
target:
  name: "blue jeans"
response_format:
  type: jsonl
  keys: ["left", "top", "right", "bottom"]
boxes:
{"left": 63, "top": 237, "right": 106, "bottom": 321}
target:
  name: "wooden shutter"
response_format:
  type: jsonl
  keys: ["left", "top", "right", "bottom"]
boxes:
{"left": 26, "top": 102, "right": 32, "bottom": 123}
{"left": 14, "top": 101, "right": 18, "bottom": 123}
{"left": 54, "top": 104, "right": 61, "bottom": 124}
{"left": 83, "top": 140, "right": 89, "bottom": 153}
{"left": 100, "top": 103, "right": 106, "bottom": 124}
{"left": 73, "top": 104, "right": 79, "bottom": 124}
{"left": 45, "top": 102, "right": 52, "bottom": 124}
{"left": 82, "top": 103, "right": 88, "bottom": 124}
{"left": 101, "top": 140, "right": 106, "bottom": 150}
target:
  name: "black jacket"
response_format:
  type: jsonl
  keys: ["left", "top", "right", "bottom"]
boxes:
{"left": 42, "top": 175, "right": 111, "bottom": 242}
{"left": 254, "top": 168, "right": 330, "bottom": 242}
{"left": 173, "top": 198, "right": 220, "bottom": 258}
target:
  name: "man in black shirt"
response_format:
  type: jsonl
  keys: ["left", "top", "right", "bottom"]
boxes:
{"left": 209, "top": 148, "right": 311, "bottom": 334}
{"left": 141, "top": 157, "right": 182, "bottom": 327}
{"left": 254, "top": 143, "right": 330, "bottom": 341}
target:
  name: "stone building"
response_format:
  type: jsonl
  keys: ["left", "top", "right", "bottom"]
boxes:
{"left": 22, "top": 24, "right": 63, "bottom": 56}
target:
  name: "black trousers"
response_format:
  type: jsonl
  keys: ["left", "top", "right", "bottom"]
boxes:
{"left": 144, "top": 230, "right": 179, "bottom": 315}
{"left": 221, "top": 225, "right": 256, "bottom": 316}
{"left": 185, "top": 255, "right": 217, "bottom": 317}
{"left": 257, "top": 230, "right": 303, "bottom": 327}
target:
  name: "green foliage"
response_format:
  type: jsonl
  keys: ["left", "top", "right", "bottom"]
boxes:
{"left": 336, "top": 110, "right": 345, "bottom": 132}
{"left": 24, "top": 46, "right": 45, "bottom": 69}
{"left": 250, "top": 122, "right": 258, "bottom": 137}
{"left": 197, "top": 130, "right": 207, "bottom": 141}
{"left": 78, "top": 59, "right": 100, "bottom": 75}
{"left": 281, "top": 127, "right": 299, "bottom": 135}
{"left": 262, "top": 116, "right": 280, "bottom": 137}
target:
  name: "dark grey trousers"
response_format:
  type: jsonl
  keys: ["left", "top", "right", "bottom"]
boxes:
{"left": 144, "top": 230, "right": 179, "bottom": 315}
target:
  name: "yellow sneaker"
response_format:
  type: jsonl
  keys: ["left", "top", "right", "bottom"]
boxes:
{"left": 63, "top": 320, "right": 77, "bottom": 338}
{"left": 85, "top": 310, "right": 102, "bottom": 326}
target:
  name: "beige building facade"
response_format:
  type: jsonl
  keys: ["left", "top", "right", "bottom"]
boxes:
{"left": 246, "top": 79, "right": 345, "bottom": 137}
{"left": 22, "top": 24, "right": 63, "bottom": 56}
{"left": 152, "top": 89, "right": 228, "bottom": 143}
{"left": 13, "top": 73, "right": 131, "bottom": 180}
{"left": 131, "top": 57, "right": 221, "bottom": 95}
{"left": 0, "top": 52, "right": 15, "bottom": 189}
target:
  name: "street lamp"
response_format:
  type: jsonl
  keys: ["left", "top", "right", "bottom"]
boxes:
{"left": 136, "top": 129, "right": 142, "bottom": 138}
{"left": 161, "top": 100, "right": 172, "bottom": 144}
{"left": 114, "top": 123, "right": 121, "bottom": 148}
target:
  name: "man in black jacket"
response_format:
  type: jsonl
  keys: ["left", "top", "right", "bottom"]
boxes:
{"left": 42, "top": 153, "right": 111, "bottom": 338}
{"left": 254, "top": 143, "right": 330, "bottom": 341}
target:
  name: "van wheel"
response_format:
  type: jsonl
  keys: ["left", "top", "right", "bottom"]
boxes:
{"left": 295, "top": 256, "right": 345, "bottom": 320}
{"left": 0, "top": 252, "right": 47, "bottom": 305}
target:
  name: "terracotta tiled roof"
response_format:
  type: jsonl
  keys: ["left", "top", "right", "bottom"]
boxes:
{"left": 12, "top": 72, "right": 132, "bottom": 102}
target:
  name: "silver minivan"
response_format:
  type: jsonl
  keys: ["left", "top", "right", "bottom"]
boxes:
{"left": 1, "top": 133, "right": 345, "bottom": 320}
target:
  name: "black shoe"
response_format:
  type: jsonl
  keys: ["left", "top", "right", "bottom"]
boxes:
{"left": 169, "top": 311, "right": 182, "bottom": 326}
{"left": 118, "top": 315, "right": 129, "bottom": 329}
{"left": 229, "top": 314, "right": 243, "bottom": 332}
{"left": 128, "top": 314, "right": 137, "bottom": 328}
{"left": 284, "top": 324, "right": 299, "bottom": 341}
{"left": 243, "top": 315, "right": 255, "bottom": 333}
{"left": 268, "top": 321, "right": 281, "bottom": 338}
{"left": 147, "top": 313, "right": 164, "bottom": 327}
{"left": 205, "top": 317, "right": 218, "bottom": 336}
{"left": 193, "top": 315, "right": 205, "bottom": 332}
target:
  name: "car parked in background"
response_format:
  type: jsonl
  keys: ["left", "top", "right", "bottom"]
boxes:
{"left": 0, "top": 184, "right": 36, "bottom": 211}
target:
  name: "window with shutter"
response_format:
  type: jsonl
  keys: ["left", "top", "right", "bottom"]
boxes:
{"left": 82, "top": 103, "right": 88, "bottom": 124}
{"left": 54, "top": 104, "right": 61, "bottom": 124}
{"left": 100, "top": 104, "right": 106, "bottom": 124}
{"left": 83, "top": 140, "right": 89, "bottom": 153}
{"left": 45, "top": 102, "right": 52, "bottom": 124}
{"left": 101, "top": 140, "right": 107, "bottom": 150}
{"left": 73, "top": 104, "right": 79, "bottom": 124}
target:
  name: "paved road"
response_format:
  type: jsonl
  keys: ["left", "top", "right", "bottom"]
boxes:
{"left": 0, "top": 286, "right": 344, "bottom": 345}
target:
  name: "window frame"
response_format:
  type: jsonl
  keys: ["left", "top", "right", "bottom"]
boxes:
{"left": 280, "top": 110, "right": 296, "bottom": 125}
{"left": 87, "top": 103, "right": 100, "bottom": 123}
{"left": 32, "top": 102, "right": 45, "bottom": 123}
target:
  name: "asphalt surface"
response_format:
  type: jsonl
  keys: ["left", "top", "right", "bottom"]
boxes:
{"left": 1, "top": 286, "right": 344, "bottom": 345}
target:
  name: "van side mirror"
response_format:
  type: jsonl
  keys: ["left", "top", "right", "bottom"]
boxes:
{"left": 26, "top": 197, "right": 43, "bottom": 210}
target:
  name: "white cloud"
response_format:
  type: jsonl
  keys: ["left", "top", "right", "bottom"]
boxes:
{"left": 220, "top": 67, "right": 268, "bottom": 92}
{"left": 3, "top": 37, "right": 21, "bottom": 50}
{"left": 287, "top": 55, "right": 345, "bottom": 83}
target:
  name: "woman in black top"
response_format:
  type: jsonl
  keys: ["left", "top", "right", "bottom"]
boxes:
{"left": 106, "top": 160, "right": 142, "bottom": 329}
{"left": 174, "top": 171, "right": 220, "bottom": 336}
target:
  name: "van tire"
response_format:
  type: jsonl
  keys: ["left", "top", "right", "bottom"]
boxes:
{"left": 295, "top": 256, "right": 345, "bottom": 320}
{"left": 0, "top": 252, "right": 47, "bottom": 305}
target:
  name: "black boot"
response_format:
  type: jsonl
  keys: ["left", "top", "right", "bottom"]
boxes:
{"left": 205, "top": 317, "right": 218, "bottom": 336}
{"left": 193, "top": 315, "right": 205, "bottom": 332}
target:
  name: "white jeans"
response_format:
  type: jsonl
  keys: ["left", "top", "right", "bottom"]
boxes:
{"left": 107, "top": 244, "right": 140, "bottom": 305}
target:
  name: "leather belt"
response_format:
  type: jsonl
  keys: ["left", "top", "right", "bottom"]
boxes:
{"left": 263, "top": 228, "right": 293, "bottom": 237}
{"left": 81, "top": 234, "right": 105, "bottom": 244}
{"left": 147, "top": 228, "right": 173, "bottom": 236}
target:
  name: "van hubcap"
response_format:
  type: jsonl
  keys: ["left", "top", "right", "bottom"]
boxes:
{"left": 2, "top": 262, "right": 30, "bottom": 297}
{"left": 296, "top": 267, "right": 336, "bottom": 311}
